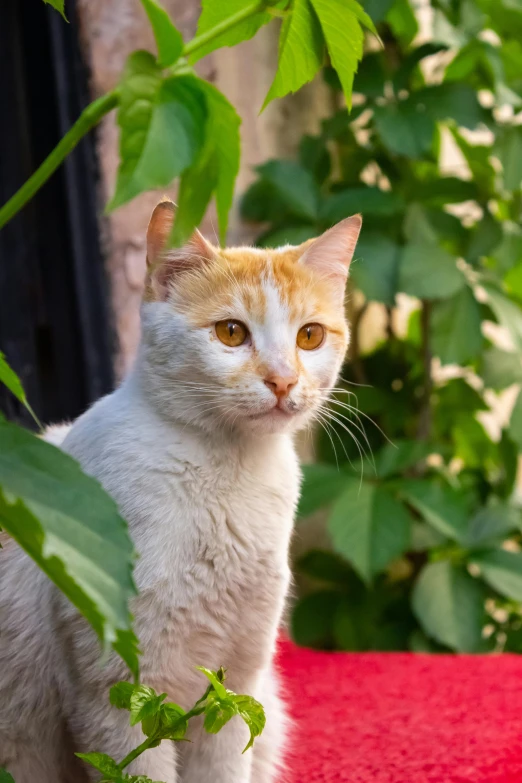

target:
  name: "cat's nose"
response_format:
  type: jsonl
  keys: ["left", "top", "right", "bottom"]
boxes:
{"left": 264, "top": 373, "right": 298, "bottom": 399}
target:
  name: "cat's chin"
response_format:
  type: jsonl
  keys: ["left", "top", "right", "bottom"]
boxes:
{"left": 238, "top": 406, "right": 307, "bottom": 436}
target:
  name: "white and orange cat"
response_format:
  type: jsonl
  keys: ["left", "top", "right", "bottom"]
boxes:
{"left": 0, "top": 200, "right": 361, "bottom": 783}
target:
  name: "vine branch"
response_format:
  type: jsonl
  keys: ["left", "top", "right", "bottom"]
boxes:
{"left": 0, "top": 1, "right": 271, "bottom": 230}
{"left": 183, "top": 1, "right": 266, "bottom": 59}
{"left": 0, "top": 91, "right": 118, "bottom": 230}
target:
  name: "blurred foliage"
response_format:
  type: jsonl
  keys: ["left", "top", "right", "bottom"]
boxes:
{"left": 243, "top": 0, "right": 522, "bottom": 653}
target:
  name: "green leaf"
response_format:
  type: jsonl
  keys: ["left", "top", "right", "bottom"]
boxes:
{"left": 256, "top": 160, "right": 319, "bottom": 221}
{"left": 393, "top": 43, "right": 448, "bottom": 92}
{"left": 398, "top": 243, "right": 464, "bottom": 299}
{"left": 482, "top": 283, "right": 522, "bottom": 352}
{"left": 374, "top": 102, "right": 436, "bottom": 158}
{"left": 351, "top": 233, "right": 400, "bottom": 306}
{"left": 203, "top": 695, "right": 237, "bottom": 734}
{"left": 509, "top": 388, "right": 522, "bottom": 449}
{"left": 235, "top": 696, "right": 266, "bottom": 753}
{"left": 110, "top": 64, "right": 207, "bottom": 212}
{"left": 466, "top": 505, "right": 520, "bottom": 548}
{"left": 200, "top": 685, "right": 265, "bottom": 752}
{"left": 385, "top": 0, "right": 418, "bottom": 47}
{"left": 75, "top": 753, "right": 120, "bottom": 777}
{"left": 298, "top": 464, "right": 351, "bottom": 517}
{"left": 493, "top": 225, "right": 522, "bottom": 274}
{"left": 190, "top": 0, "right": 272, "bottom": 63}
{"left": 496, "top": 126, "right": 522, "bottom": 191}
{"left": 375, "top": 440, "right": 432, "bottom": 479}
{"left": 126, "top": 777, "right": 162, "bottom": 783}
{"left": 467, "top": 213, "right": 502, "bottom": 264}
{"left": 413, "top": 177, "right": 478, "bottom": 206}
{"left": 364, "top": 0, "right": 394, "bottom": 23}
{"left": 412, "top": 561, "right": 485, "bottom": 652}
{"left": 310, "top": 0, "right": 373, "bottom": 109}
{"left": 173, "top": 79, "right": 240, "bottom": 245}
{"left": 0, "top": 770, "right": 15, "bottom": 783}
{"left": 472, "top": 549, "right": 522, "bottom": 602}
{"left": 158, "top": 702, "right": 187, "bottom": 740}
{"left": 320, "top": 188, "right": 404, "bottom": 223}
{"left": 263, "top": 0, "right": 324, "bottom": 108}
{"left": 0, "top": 352, "right": 40, "bottom": 426}
{"left": 504, "top": 262, "right": 522, "bottom": 299}
{"left": 129, "top": 686, "right": 166, "bottom": 727}
{"left": 0, "top": 351, "right": 27, "bottom": 405}
{"left": 299, "top": 134, "right": 331, "bottom": 184}
{"left": 328, "top": 480, "right": 411, "bottom": 583}
{"left": 196, "top": 666, "right": 228, "bottom": 699}
{"left": 140, "top": 0, "right": 184, "bottom": 67}
{"left": 43, "top": 0, "right": 67, "bottom": 20}
{"left": 452, "top": 415, "right": 496, "bottom": 469}
{"left": 481, "top": 347, "right": 522, "bottom": 390}
{"left": 398, "top": 480, "right": 468, "bottom": 543}
{"left": 296, "top": 549, "right": 355, "bottom": 584}
{"left": 430, "top": 286, "right": 483, "bottom": 365}
{"left": 110, "top": 681, "right": 136, "bottom": 710}
{"left": 415, "top": 84, "right": 486, "bottom": 129}
{"left": 234, "top": 694, "right": 266, "bottom": 753}
{"left": 0, "top": 418, "right": 139, "bottom": 679}
{"left": 354, "top": 52, "right": 386, "bottom": 98}
{"left": 292, "top": 590, "right": 340, "bottom": 647}
{"left": 452, "top": 130, "right": 495, "bottom": 195}
{"left": 410, "top": 521, "right": 448, "bottom": 552}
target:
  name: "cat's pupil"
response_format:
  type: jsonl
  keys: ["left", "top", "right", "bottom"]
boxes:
{"left": 306, "top": 326, "right": 312, "bottom": 340}
{"left": 228, "top": 322, "right": 235, "bottom": 337}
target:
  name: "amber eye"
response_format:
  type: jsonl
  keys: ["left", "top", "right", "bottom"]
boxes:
{"left": 215, "top": 320, "right": 249, "bottom": 347}
{"left": 297, "top": 323, "right": 325, "bottom": 350}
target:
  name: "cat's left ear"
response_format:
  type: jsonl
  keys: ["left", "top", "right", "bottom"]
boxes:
{"left": 145, "top": 198, "right": 216, "bottom": 301}
{"left": 298, "top": 214, "right": 362, "bottom": 293}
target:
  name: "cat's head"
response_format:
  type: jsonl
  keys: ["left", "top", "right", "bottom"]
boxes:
{"left": 139, "top": 199, "right": 361, "bottom": 436}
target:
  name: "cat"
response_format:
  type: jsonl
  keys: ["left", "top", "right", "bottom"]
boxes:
{"left": 0, "top": 199, "right": 361, "bottom": 783}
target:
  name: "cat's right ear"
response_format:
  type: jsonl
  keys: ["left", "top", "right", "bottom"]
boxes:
{"left": 145, "top": 198, "right": 216, "bottom": 301}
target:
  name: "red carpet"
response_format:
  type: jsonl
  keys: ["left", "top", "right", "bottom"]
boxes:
{"left": 277, "top": 638, "right": 522, "bottom": 783}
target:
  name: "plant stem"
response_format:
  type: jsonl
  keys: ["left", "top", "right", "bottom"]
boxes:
{"left": 183, "top": 1, "right": 266, "bottom": 59}
{"left": 0, "top": 90, "right": 118, "bottom": 230}
{"left": 118, "top": 736, "right": 155, "bottom": 772}
{"left": 0, "top": 0, "right": 272, "bottom": 229}
{"left": 417, "top": 300, "right": 433, "bottom": 441}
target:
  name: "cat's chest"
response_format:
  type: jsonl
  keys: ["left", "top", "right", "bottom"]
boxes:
{"left": 131, "top": 447, "right": 297, "bottom": 680}
{"left": 131, "top": 435, "right": 299, "bottom": 603}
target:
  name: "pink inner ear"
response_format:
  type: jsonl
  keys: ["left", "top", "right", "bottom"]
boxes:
{"left": 149, "top": 231, "right": 216, "bottom": 301}
{"left": 300, "top": 215, "right": 362, "bottom": 281}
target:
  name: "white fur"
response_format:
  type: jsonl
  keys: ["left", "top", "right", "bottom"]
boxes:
{"left": 0, "top": 247, "right": 349, "bottom": 782}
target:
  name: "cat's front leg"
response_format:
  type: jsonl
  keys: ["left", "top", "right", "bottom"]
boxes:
{"left": 251, "top": 665, "right": 289, "bottom": 783}
{"left": 180, "top": 713, "right": 253, "bottom": 783}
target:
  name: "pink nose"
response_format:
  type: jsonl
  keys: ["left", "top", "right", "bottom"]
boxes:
{"left": 264, "top": 373, "right": 297, "bottom": 399}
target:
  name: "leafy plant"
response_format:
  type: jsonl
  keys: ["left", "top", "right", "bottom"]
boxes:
{"left": 0, "top": 0, "right": 374, "bottom": 245}
{"left": 243, "top": 0, "right": 522, "bottom": 653}
{"left": 1, "top": 667, "right": 264, "bottom": 783}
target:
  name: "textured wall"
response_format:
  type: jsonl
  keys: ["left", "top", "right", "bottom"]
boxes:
{"left": 76, "top": 0, "right": 331, "bottom": 377}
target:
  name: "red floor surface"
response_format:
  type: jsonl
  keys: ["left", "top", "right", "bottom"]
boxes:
{"left": 277, "top": 638, "right": 522, "bottom": 783}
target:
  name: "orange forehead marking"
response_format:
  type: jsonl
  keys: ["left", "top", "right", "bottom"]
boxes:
{"left": 168, "top": 246, "right": 347, "bottom": 336}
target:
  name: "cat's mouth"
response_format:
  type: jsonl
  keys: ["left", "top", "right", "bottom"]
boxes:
{"left": 247, "top": 405, "right": 296, "bottom": 420}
